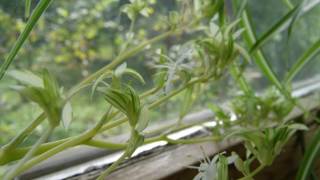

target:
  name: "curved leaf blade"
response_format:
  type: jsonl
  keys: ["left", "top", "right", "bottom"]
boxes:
{"left": 250, "top": 7, "right": 297, "bottom": 53}
{"left": 285, "top": 39, "right": 320, "bottom": 84}
{"left": 297, "top": 128, "right": 320, "bottom": 180}
{"left": 62, "top": 101, "right": 73, "bottom": 129}
{"left": 0, "top": 0, "right": 53, "bottom": 81}
{"left": 25, "top": 0, "right": 32, "bottom": 18}
{"left": 8, "top": 70, "right": 43, "bottom": 88}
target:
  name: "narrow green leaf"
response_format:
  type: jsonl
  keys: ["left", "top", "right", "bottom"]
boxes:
{"left": 91, "top": 71, "right": 112, "bottom": 98}
{"left": 250, "top": 7, "right": 297, "bottom": 52}
{"left": 25, "top": 0, "right": 32, "bottom": 19}
{"left": 287, "top": 0, "right": 307, "bottom": 38}
{"left": 179, "top": 87, "right": 194, "bottom": 118}
{"left": 285, "top": 39, "right": 320, "bottom": 84}
{"left": 124, "top": 68, "right": 145, "bottom": 84}
{"left": 241, "top": 11, "right": 291, "bottom": 99}
{"left": 135, "top": 106, "right": 150, "bottom": 132}
{"left": 287, "top": 123, "right": 308, "bottom": 131}
{"left": 297, "top": 128, "right": 320, "bottom": 180}
{"left": 0, "top": 0, "right": 53, "bottom": 81}
{"left": 208, "top": 103, "right": 229, "bottom": 121}
{"left": 235, "top": 0, "right": 247, "bottom": 19}
{"left": 42, "top": 69, "right": 60, "bottom": 99}
{"left": 229, "top": 63, "right": 252, "bottom": 95}
{"left": 115, "top": 63, "right": 127, "bottom": 78}
{"left": 8, "top": 70, "right": 43, "bottom": 88}
{"left": 62, "top": 101, "right": 73, "bottom": 129}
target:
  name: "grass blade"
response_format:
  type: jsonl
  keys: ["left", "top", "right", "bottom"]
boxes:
{"left": 250, "top": 0, "right": 320, "bottom": 52}
{"left": 282, "top": 0, "right": 294, "bottom": 9}
{"left": 25, "top": 0, "right": 32, "bottom": 19}
{"left": 250, "top": 7, "right": 297, "bottom": 52}
{"left": 287, "top": 0, "right": 307, "bottom": 38}
{"left": 0, "top": 0, "right": 53, "bottom": 81}
{"left": 285, "top": 39, "right": 320, "bottom": 84}
{"left": 297, "top": 128, "right": 320, "bottom": 180}
{"left": 241, "top": 10, "right": 285, "bottom": 94}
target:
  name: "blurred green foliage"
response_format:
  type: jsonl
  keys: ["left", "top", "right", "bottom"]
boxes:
{"left": 0, "top": 0, "right": 319, "bottom": 145}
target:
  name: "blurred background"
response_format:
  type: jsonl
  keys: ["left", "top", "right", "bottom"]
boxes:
{"left": 0, "top": 0, "right": 319, "bottom": 145}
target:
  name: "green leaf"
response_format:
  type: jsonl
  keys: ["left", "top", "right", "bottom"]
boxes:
{"left": 104, "top": 86, "right": 141, "bottom": 128}
{"left": 25, "top": 0, "right": 32, "bottom": 19}
{"left": 285, "top": 39, "right": 320, "bottom": 84}
{"left": 62, "top": 101, "right": 73, "bottom": 129}
{"left": 217, "top": 154, "right": 229, "bottom": 180}
{"left": 250, "top": 7, "right": 297, "bottom": 53}
{"left": 91, "top": 70, "right": 112, "bottom": 98}
{"left": 8, "top": 70, "right": 43, "bottom": 88}
{"left": 297, "top": 128, "right": 320, "bottom": 180}
{"left": 282, "top": 0, "right": 294, "bottom": 9}
{"left": 235, "top": 0, "right": 247, "bottom": 19}
{"left": 241, "top": 11, "right": 291, "bottom": 100}
{"left": 42, "top": 69, "right": 60, "bottom": 100}
{"left": 115, "top": 63, "right": 127, "bottom": 78}
{"left": 208, "top": 103, "right": 229, "bottom": 121}
{"left": 287, "top": 0, "right": 307, "bottom": 38}
{"left": 126, "top": 130, "right": 144, "bottom": 155}
{"left": 179, "top": 86, "right": 194, "bottom": 118}
{"left": 135, "top": 106, "right": 150, "bottom": 132}
{"left": 0, "top": 0, "right": 53, "bottom": 81}
{"left": 233, "top": 152, "right": 248, "bottom": 176}
{"left": 124, "top": 68, "right": 145, "bottom": 84}
{"left": 287, "top": 123, "right": 308, "bottom": 131}
{"left": 153, "top": 71, "right": 167, "bottom": 88}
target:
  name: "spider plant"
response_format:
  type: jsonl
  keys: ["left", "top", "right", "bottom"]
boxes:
{"left": 0, "top": 0, "right": 319, "bottom": 179}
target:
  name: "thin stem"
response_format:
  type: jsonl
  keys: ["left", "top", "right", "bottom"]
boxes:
{"left": 2, "top": 113, "right": 46, "bottom": 151}
{"left": 164, "top": 136, "right": 220, "bottom": 144}
{"left": 148, "top": 77, "right": 204, "bottom": 109}
{"left": 241, "top": 11, "right": 284, "bottom": 94}
{"left": 283, "top": 0, "right": 294, "bottom": 9}
{"left": 4, "top": 125, "right": 55, "bottom": 180}
{"left": 85, "top": 140, "right": 126, "bottom": 150}
{"left": 241, "top": 10, "right": 308, "bottom": 114}
{"left": 97, "top": 151, "right": 128, "bottom": 180}
{"left": 237, "top": 164, "right": 265, "bottom": 180}
{"left": 1, "top": 22, "right": 186, "bottom": 165}
{"left": 229, "top": 63, "right": 253, "bottom": 95}
{"left": 68, "top": 30, "right": 176, "bottom": 98}
{"left": 15, "top": 108, "right": 112, "bottom": 175}
{"left": 0, "top": 0, "right": 53, "bottom": 80}
{"left": 4, "top": 77, "right": 204, "bottom": 163}
{"left": 119, "top": 18, "right": 136, "bottom": 54}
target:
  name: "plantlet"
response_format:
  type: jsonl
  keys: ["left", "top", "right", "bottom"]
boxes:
{"left": 193, "top": 152, "right": 232, "bottom": 180}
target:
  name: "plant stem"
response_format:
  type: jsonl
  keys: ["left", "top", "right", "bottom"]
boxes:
{"left": 164, "top": 136, "right": 220, "bottom": 144}
{"left": 96, "top": 151, "right": 128, "bottom": 180}
{"left": 96, "top": 134, "right": 220, "bottom": 179}
{"left": 4, "top": 77, "right": 204, "bottom": 162}
{"left": 14, "top": 108, "right": 112, "bottom": 175}
{"left": 1, "top": 24, "right": 186, "bottom": 166}
{"left": 2, "top": 113, "right": 46, "bottom": 151}
{"left": 84, "top": 140, "right": 127, "bottom": 149}
{"left": 283, "top": 0, "right": 294, "bottom": 9}
{"left": 148, "top": 77, "right": 204, "bottom": 109}
{"left": 229, "top": 63, "right": 253, "bottom": 95}
{"left": 0, "top": 86, "right": 163, "bottom": 164}
{"left": 241, "top": 10, "right": 309, "bottom": 115}
{"left": 4, "top": 125, "right": 55, "bottom": 180}
{"left": 237, "top": 164, "right": 265, "bottom": 180}
{"left": 68, "top": 30, "right": 176, "bottom": 98}
{"left": 241, "top": 11, "right": 284, "bottom": 94}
